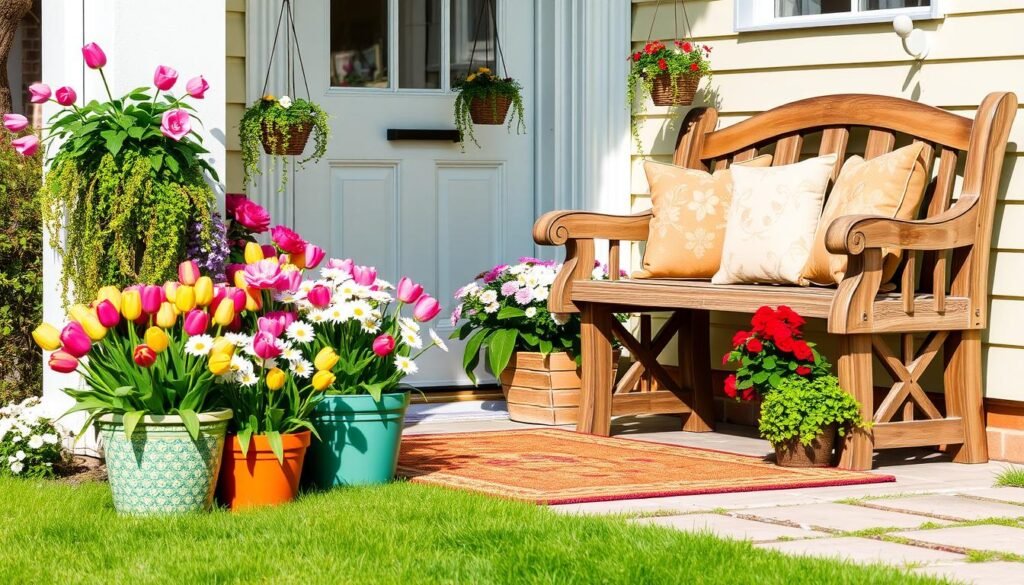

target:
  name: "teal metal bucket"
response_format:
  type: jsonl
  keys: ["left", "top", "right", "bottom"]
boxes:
{"left": 303, "top": 392, "right": 409, "bottom": 489}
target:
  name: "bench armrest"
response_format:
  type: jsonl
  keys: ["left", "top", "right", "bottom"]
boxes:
{"left": 533, "top": 210, "right": 652, "bottom": 245}
{"left": 825, "top": 195, "right": 979, "bottom": 255}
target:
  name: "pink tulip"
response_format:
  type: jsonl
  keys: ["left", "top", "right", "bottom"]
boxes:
{"left": 326, "top": 258, "right": 354, "bottom": 275}
{"left": 153, "top": 65, "right": 178, "bottom": 91}
{"left": 372, "top": 334, "right": 396, "bottom": 357}
{"left": 260, "top": 244, "right": 277, "bottom": 259}
{"left": 183, "top": 309, "right": 209, "bottom": 336}
{"left": 258, "top": 316, "right": 285, "bottom": 338}
{"left": 81, "top": 43, "right": 107, "bottom": 69}
{"left": 229, "top": 287, "right": 247, "bottom": 312}
{"left": 225, "top": 263, "right": 245, "bottom": 284}
{"left": 244, "top": 259, "right": 282, "bottom": 289}
{"left": 28, "top": 83, "right": 50, "bottom": 104}
{"left": 11, "top": 135, "right": 38, "bottom": 157}
{"left": 185, "top": 75, "right": 209, "bottom": 99}
{"left": 264, "top": 311, "right": 297, "bottom": 329}
{"left": 226, "top": 193, "right": 245, "bottom": 217}
{"left": 307, "top": 285, "right": 331, "bottom": 308}
{"left": 54, "top": 86, "right": 77, "bottom": 106}
{"left": 160, "top": 108, "right": 191, "bottom": 142}
{"left": 304, "top": 244, "right": 325, "bottom": 270}
{"left": 352, "top": 265, "right": 377, "bottom": 286}
{"left": 60, "top": 322, "right": 92, "bottom": 358}
{"left": 48, "top": 350, "right": 79, "bottom": 374}
{"left": 270, "top": 225, "right": 307, "bottom": 255}
{"left": 413, "top": 295, "right": 441, "bottom": 322}
{"left": 211, "top": 285, "right": 227, "bottom": 311}
{"left": 95, "top": 300, "right": 120, "bottom": 328}
{"left": 140, "top": 285, "right": 164, "bottom": 314}
{"left": 178, "top": 260, "right": 200, "bottom": 286}
{"left": 396, "top": 277, "right": 424, "bottom": 304}
{"left": 274, "top": 270, "right": 301, "bottom": 293}
{"left": 3, "top": 113, "right": 28, "bottom": 132}
{"left": 253, "top": 331, "right": 282, "bottom": 360}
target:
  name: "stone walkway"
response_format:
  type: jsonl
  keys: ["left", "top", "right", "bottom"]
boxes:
{"left": 407, "top": 413, "right": 1024, "bottom": 584}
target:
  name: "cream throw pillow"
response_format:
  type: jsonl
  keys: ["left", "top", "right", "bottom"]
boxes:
{"left": 802, "top": 143, "right": 929, "bottom": 285}
{"left": 712, "top": 154, "right": 837, "bottom": 286}
{"left": 635, "top": 156, "right": 773, "bottom": 279}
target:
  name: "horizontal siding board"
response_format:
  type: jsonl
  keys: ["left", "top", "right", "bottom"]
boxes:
{"left": 226, "top": 11, "right": 246, "bottom": 58}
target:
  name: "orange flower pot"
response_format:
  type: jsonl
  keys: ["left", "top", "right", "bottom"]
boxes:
{"left": 218, "top": 431, "right": 311, "bottom": 510}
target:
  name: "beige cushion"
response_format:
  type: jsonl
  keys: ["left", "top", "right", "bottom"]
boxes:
{"left": 634, "top": 155, "right": 773, "bottom": 279}
{"left": 712, "top": 154, "right": 837, "bottom": 286}
{"left": 802, "top": 143, "right": 930, "bottom": 285}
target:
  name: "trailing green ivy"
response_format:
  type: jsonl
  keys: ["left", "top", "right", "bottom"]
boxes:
{"left": 453, "top": 68, "right": 526, "bottom": 149}
{"left": 0, "top": 136, "right": 43, "bottom": 403}
{"left": 758, "top": 375, "right": 865, "bottom": 447}
{"left": 239, "top": 95, "right": 329, "bottom": 191}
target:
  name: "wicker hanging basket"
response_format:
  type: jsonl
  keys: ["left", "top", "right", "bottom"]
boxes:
{"left": 469, "top": 95, "right": 511, "bottom": 125}
{"left": 260, "top": 120, "right": 313, "bottom": 156}
{"left": 649, "top": 72, "right": 701, "bottom": 107}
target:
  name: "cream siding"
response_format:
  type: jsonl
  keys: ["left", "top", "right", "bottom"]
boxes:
{"left": 630, "top": 0, "right": 1024, "bottom": 402}
{"left": 226, "top": 0, "right": 246, "bottom": 193}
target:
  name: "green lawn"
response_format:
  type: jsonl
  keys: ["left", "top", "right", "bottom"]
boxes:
{"left": 0, "top": 477, "right": 947, "bottom": 584}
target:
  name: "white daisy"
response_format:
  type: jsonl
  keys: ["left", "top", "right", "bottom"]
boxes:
{"left": 307, "top": 309, "right": 328, "bottom": 324}
{"left": 375, "top": 279, "right": 394, "bottom": 290}
{"left": 525, "top": 307, "right": 538, "bottom": 318}
{"left": 399, "top": 317, "right": 421, "bottom": 333}
{"left": 429, "top": 329, "right": 449, "bottom": 352}
{"left": 484, "top": 302, "right": 500, "bottom": 314}
{"left": 326, "top": 304, "right": 349, "bottom": 324}
{"left": 402, "top": 331, "right": 423, "bottom": 349}
{"left": 223, "top": 333, "right": 249, "bottom": 347}
{"left": 9, "top": 461, "right": 23, "bottom": 474}
{"left": 394, "top": 356, "right": 418, "bottom": 375}
{"left": 42, "top": 433, "right": 59, "bottom": 445}
{"left": 286, "top": 321, "right": 315, "bottom": 343}
{"left": 184, "top": 334, "right": 215, "bottom": 357}
{"left": 236, "top": 370, "right": 258, "bottom": 387}
{"left": 290, "top": 359, "right": 313, "bottom": 379}
{"left": 360, "top": 319, "right": 381, "bottom": 334}
{"left": 230, "top": 355, "right": 253, "bottom": 376}
{"left": 15, "top": 450, "right": 25, "bottom": 461}
{"left": 532, "top": 287, "right": 549, "bottom": 303}
{"left": 349, "top": 300, "right": 373, "bottom": 321}
{"left": 276, "top": 292, "right": 299, "bottom": 304}
{"left": 479, "top": 290, "right": 498, "bottom": 304}
{"left": 27, "top": 435, "right": 43, "bottom": 450}
{"left": 281, "top": 347, "right": 302, "bottom": 363}
{"left": 321, "top": 268, "right": 348, "bottom": 281}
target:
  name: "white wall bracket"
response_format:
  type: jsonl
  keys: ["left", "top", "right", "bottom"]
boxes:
{"left": 893, "top": 15, "right": 929, "bottom": 60}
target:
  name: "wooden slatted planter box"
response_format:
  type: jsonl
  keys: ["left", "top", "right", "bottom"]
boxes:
{"left": 500, "top": 351, "right": 618, "bottom": 425}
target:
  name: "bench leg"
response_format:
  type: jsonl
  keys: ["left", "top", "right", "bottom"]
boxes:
{"left": 577, "top": 302, "right": 614, "bottom": 437}
{"left": 837, "top": 334, "right": 875, "bottom": 471}
{"left": 677, "top": 310, "right": 715, "bottom": 432}
{"left": 945, "top": 330, "right": 988, "bottom": 464}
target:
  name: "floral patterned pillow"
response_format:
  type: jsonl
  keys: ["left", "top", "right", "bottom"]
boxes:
{"left": 634, "top": 155, "right": 773, "bottom": 279}
{"left": 712, "top": 154, "right": 837, "bottom": 286}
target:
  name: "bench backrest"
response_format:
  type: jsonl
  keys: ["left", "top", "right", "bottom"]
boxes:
{"left": 671, "top": 93, "right": 1017, "bottom": 325}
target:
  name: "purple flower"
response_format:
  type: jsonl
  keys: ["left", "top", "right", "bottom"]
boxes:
{"left": 450, "top": 304, "right": 463, "bottom": 327}
{"left": 514, "top": 288, "right": 533, "bottom": 305}
{"left": 500, "top": 281, "right": 520, "bottom": 297}
{"left": 482, "top": 264, "right": 508, "bottom": 284}
{"left": 185, "top": 212, "right": 229, "bottom": 282}
{"left": 519, "top": 256, "right": 557, "bottom": 268}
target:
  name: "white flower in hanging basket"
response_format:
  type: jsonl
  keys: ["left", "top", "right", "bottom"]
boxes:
{"left": 279, "top": 95, "right": 292, "bottom": 109}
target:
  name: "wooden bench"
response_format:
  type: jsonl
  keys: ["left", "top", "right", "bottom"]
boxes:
{"left": 533, "top": 93, "right": 1017, "bottom": 470}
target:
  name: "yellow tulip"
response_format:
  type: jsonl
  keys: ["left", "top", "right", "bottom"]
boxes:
{"left": 194, "top": 277, "right": 214, "bottom": 307}
{"left": 314, "top": 347, "right": 340, "bottom": 372}
{"left": 208, "top": 352, "right": 232, "bottom": 376}
{"left": 266, "top": 368, "right": 286, "bottom": 391}
{"left": 121, "top": 289, "right": 143, "bottom": 321}
{"left": 79, "top": 314, "right": 108, "bottom": 342}
{"left": 175, "top": 285, "right": 196, "bottom": 312}
{"left": 156, "top": 302, "right": 177, "bottom": 328}
{"left": 233, "top": 269, "right": 248, "bottom": 290}
{"left": 68, "top": 304, "right": 92, "bottom": 324}
{"left": 144, "top": 326, "right": 169, "bottom": 353}
{"left": 31, "top": 323, "right": 61, "bottom": 351}
{"left": 312, "top": 370, "right": 336, "bottom": 391}
{"left": 212, "top": 299, "right": 235, "bottom": 327}
{"left": 96, "top": 286, "right": 122, "bottom": 312}
{"left": 163, "top": 281, "right": 179, "bottom": 304}
{"left": 244, "top": 242, "right": 264, "bottom": 264}
{"left": 212, "top": 337, "right": 236, "bottom": 357}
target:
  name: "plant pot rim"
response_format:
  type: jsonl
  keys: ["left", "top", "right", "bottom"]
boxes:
{"left": 321, "top": 390, "right": 410, "bottom": 398}
{"left": 97, "top": 408, "right": 233, "bottom": 426}
{"left": 227, "top": 429, "right": 311, "bottom": 453}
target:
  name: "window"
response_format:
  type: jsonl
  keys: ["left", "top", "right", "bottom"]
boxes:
{"left": 329, "top": 0, "right": 498, "bottom": 91}
{"left": 735, "top": 0, "right": 942, "bottom": 32}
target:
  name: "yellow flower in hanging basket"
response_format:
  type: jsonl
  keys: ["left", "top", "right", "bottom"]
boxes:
{"left": 466, "top": 73, "right": 477, "bottom": 82}
{"left": 262, "top": 94, "right": 276, "bottom": 102}
{"left": 477, "top": 67, "right": 491, "bottom": 74}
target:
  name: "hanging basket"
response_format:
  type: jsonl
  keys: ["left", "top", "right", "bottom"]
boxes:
{"left": 260, "top": 120, "right": 312, "bottom": 156}
{"left": 469, "top": 95, "right": 511, "bottom": 125}
{"left": 649, "top": 72, "right": 700, "bottom": 107}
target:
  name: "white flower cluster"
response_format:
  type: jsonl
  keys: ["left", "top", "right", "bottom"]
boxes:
{"left": 0, "top": 397, "right": 64, "bottom": 476}
{"left": 457, "top": 263, "right": 557, "bottom": 314}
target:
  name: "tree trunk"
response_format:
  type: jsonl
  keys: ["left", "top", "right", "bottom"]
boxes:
{"left": 0, "top": 0, "right": 33, "bottom": 115}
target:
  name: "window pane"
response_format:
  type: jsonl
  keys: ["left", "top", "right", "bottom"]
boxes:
{"left": 330, "top": 0, "right": 389, "bottom": 88}
{"left": 451, "top": 0, "right": 497, "bottom": 83}
{"left": 398, "top": 0, "right": 442, "bottom": 89}
{"left": 776, "top": 1, "right": 851, "bottom": 16}
{"left": 859, "top": 0, "right": 929, "bottom": 9}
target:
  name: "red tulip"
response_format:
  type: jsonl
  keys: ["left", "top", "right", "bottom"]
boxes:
{"left": 372, "top": 334, "right": 396, "bottom": 357}
{"left": 413, "top": 295, "right": 441, "bottom": 322}
{"left": 95, "top": 300, "right": 120, "bottom": 328}
{"left": 48, "top": 350, "right": 79, "bottom": 373}
{"left": 396, "top": 277, "right": 424, "bottom": 304}
{"left": 133, "top": 344, "right": 157, "bottom": 368}
{"left": 307, "top": 285, "right": 331, "bottom": 308}
{"left": 183, "top": 309, "right": 209, "bottom": 336}
{"left": 60, "top": 322, "right": 92, "bottom": 358}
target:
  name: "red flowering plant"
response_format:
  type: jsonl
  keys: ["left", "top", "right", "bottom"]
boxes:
{"left": 627, "top": 39, "right": 712, "bottom": 150}
{"left": 722, "top": 306, "right": 831, "bottom": 401}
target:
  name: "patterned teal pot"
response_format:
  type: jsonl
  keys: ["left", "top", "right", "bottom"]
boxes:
{"left": 97, "top": 409, "right": 232, "bottom": 515}
{"left": 303, "top": 392, "right": 409, "bottom": 489}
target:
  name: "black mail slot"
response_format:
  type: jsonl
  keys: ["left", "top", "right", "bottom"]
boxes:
{"left": 386, "top": 129, "right": 461, "bottom": 142}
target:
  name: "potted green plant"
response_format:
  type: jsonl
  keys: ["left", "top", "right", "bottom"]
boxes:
{"left": 10, "top": 42, "right": 222, "bottom": 306}
{"left": 627, "top": 40, "right": 712, "bottom": 151}
{"left": 239, "top": 94, "right": 329, "bottom": 191}
{"left": 759, "top": 375, "right": 866, "bottom": 468}
{"left": 453, "top": 67, "right": 526, "bottom": 148}
{"left": 32, "top": 262, "right": 232, "bottom": 514}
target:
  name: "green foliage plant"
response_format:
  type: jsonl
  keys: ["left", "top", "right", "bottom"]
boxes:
{"left": 627, "top": 40, "right": 712, "bottom": 153}
{"left": 239, "top": 94, "right": 329, "bottom": 191}
{"left": 758, "top": 375, "right": 865, "bottom": 447}
{"left": 453, "top": 67, "right": 526, "bottom": 149}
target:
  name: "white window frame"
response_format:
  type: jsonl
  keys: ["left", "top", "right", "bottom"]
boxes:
{"left": 734, "top": 0, "right": 944, "bottom": 33}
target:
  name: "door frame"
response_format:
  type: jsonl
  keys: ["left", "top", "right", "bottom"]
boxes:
{"left": 245, "top": 0, "right": 631, "bottom": 249}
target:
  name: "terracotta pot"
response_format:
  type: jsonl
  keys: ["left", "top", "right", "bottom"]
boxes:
{"left": 648, "top": 72, "right": 700, "bottom": 106}
{"left": 500, "top": 351, "right": 620, "bottom": 426}
{"left": 218, "top": 430, "right": 310, "bottom": 509}
{"left": 260, "top": 120, "right": 312, "bottom": 155}
{"left": 773, "top": 424, "right": 837, "bottom": 468}
{"left": 469, "top": 95, "right": 511, "bottom": 125}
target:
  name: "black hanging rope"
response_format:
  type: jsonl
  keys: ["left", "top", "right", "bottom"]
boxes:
{"left": 466, "top": 0, "right": 509, "bottom": 79}
{"left": 260, "top": 0, "right": 311, "bottom": 100}
{"left": 646, "top": 0, "right": 694, "bottom": 43}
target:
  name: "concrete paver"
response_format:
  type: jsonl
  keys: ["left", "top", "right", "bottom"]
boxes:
{"left": 757, "top": 536, "right": 965, "bottom": 565}
{"left": 914, "top": 562, "right": 1024, "bottom": 585}
{"left": 865, "top": 494, "right": 1024, "bottom": 521}
{"left": 957, "top": 487, "right": 1024, "bottom": 506}
{"left": 892, "top": 525, "right": 1024, "bottom": 555}
{"left": 744, "top": 502, "right": 945, "bottom": 532}
{"left": 636, "top": 513, "right": 827, "bottom": 542}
